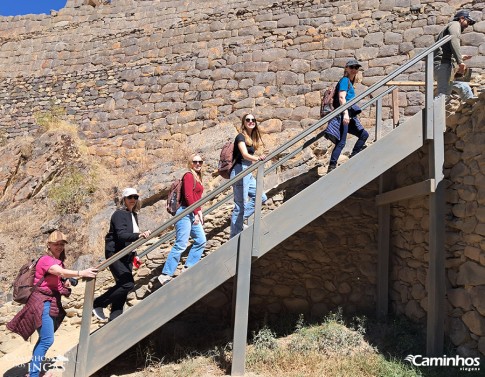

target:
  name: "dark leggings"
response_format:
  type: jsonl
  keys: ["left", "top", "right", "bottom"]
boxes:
{"left": 93, "top": 253, "right": 134, "bottom": 321}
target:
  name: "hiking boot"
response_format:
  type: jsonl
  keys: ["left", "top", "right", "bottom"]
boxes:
{"left": 92, "top": 307, "right": 107, "bottom": 321}
{"left": 158, "top": 274, "right": 173, "bottom": 286}
{"left": 327, "top": 164, "right": 336, "bottom": 173}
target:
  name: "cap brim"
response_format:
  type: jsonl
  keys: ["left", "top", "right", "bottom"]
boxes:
{"left": 466, "top": 18, "right": 475, "bottom": 25}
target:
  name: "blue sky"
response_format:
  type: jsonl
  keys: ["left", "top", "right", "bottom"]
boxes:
{"left": 0, "top": 1, "right": 67, "bottom": 16}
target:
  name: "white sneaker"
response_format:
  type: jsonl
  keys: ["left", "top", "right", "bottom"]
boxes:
{"left": 92, "top": 307, "right": 107, "bottom": 321}
{"left": 158, "top": 274, "right": 172, "bottom": 286}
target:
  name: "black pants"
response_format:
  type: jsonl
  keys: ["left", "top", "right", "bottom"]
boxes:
{"left": 93, "top": 253, "right": 134, "bottom": 321}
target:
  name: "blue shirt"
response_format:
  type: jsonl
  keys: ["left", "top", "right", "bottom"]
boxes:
{"left": 337, "top": 77, "right": 355, "bottom": 102}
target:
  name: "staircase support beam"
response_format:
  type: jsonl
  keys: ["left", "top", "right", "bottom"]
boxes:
{"left": 427, "top": 96, "right": 446, "bottom": 356}
{"left": 376, "top": 179, "right": 435, "bottom": 206}
{"left": 377, "top": 171, "right": 392, "bottom": 319}
{"left": 70, "top": 279, "right": 95, "bottom": 377}
{"left": 231, "top": 229, "right": 254, "bottom": 376}
{"left": 231, "top": 165, "right": 265, "bottom": 375}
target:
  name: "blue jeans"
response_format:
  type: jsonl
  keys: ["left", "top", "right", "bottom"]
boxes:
{"left": 435, "top": 63, "right": 474, "bottom": 100}
{"left": 329, "top": 118, "right": 369, "bottom": 166}
{"left": 162, "top": 206, "right": 206, "bottom": 276}
{"left": 230, "top": 161, "right": 267, "bottom": 238}
{"left": 30, "top": 301, "right": 55, "bottom": 377}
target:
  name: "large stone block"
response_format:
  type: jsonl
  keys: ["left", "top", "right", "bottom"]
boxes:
{"left": 463, "top": 311, "right": 485, "bottom": 336}
{"left": 448, "top": 288, "right": 472, "bottom": 311}
{"left": 457, "top": 262, "right": 485, "bottom": 286}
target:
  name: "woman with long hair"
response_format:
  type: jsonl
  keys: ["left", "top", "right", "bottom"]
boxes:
{"left": 92, "top": 188, "right": 151, "bottom": 321}
{"left": 158, "top": 154, "right": 206, "bottom": 285}
{"left": 7, "top": 230, "right": 98, "bottom": 377}
{"left": 230, "top": 113, "right": 267, "bottom": 238}
{"left": 324, "top": 59, "right": 369, "bottom": 173}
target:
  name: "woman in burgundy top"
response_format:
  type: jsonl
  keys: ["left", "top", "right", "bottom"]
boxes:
{"left": 7, "top": 230, "right": 97, "bottom": 377}
{"left": 158, "top": 154, "right": 206, "bottom": 285}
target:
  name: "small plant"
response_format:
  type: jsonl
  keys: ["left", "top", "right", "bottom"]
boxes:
{"left": 295, "top": 313, "right": 305, "bottom": 332}
{"left": 34, "top": 105, "right": 67, "bottom": 132}
{"left": 49, "top": 167, "right": 97, "bottom": 214}
{"left": 247, "top": 327, "right": 280, "bottom": 366}
{"left": 252, "top": 327, "right": 278, "bottom": 351}
{"left": 0, "top": 128, "right": 7, "bottom": 146}
{"left": 288, "top": 309, "right": 371, "bottom": 356}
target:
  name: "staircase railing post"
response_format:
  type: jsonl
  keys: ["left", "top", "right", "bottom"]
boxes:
{"left": 74, "top": 278, "right": 96, "bottom": 376}
{"left": 375, "top": 97, "right": 382, "bottom": 141}
{"left": 392, "top": 88, "right": 400, "bottom": 128}
{"left": 425, "top": 54, "right": 434, "bottom": 140}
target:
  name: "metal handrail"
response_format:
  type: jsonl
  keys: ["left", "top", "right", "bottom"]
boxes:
{"left": 95, "top": 34, "right": 451, "bottom": 272}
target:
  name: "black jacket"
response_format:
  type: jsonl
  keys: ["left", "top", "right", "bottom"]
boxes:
{"left": 105, "top": 209, "right": 140, "bottom": 256}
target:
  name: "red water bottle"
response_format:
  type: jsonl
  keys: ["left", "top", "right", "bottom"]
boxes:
{"left": 133, "top": 256, "right": 142, "bottom": 269}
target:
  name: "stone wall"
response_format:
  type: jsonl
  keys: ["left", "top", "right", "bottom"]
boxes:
{"left": 387, "top": 94, "right": 485, "bottom": 357}
{"left": 0, "top": 0, "right": 484, "bottom": 168}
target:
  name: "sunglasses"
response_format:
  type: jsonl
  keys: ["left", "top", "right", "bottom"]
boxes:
{"left": 349, "top": 65, "right": 360, "bottom": 70}
{"left": 49, "top": 241, "right": 66, "bottom": 246}
{"left": 126, "top": 195, "right": 139, "bottom": 200}
{"left": 192, "top": 160, "right": 203, "bottom": 165}
{"left": 245, "top": 117, "right": 255, "bottom": 122}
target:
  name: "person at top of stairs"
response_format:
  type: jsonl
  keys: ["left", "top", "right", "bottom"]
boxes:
{"left": 158, "top": 154, "right": 207, "bottom": 286}
{"left": 230, "top": 114, "right": 267, "bottom": 238}
{"left": 92, "top": 188, "right": 151, "bottom": 322}
{"left": 434, "top": 9, "right": 476, "bottom": 100}
{"left": 324, "top": 59, "right": 369, "bottom": 173}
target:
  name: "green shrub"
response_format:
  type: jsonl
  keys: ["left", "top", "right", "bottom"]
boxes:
{"left": 247, "top": 327, "right": 280, "bottom": 365}
{"left": 49, "top": 167, "right": 97, "bottom": 214}
{"left": 288, "top": 309, "right": 370, "bottom": 356}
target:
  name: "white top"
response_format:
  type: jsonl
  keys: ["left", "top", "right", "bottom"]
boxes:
{"left": 131, "top": 213, "right": 140, "bottom": 233}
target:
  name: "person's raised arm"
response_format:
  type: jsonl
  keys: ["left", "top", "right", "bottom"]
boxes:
{"left": 48, "top": 264, "right": 98, "bottom": 279}
{"left": 339, "top": 90, "right": 350, "bottom": 125}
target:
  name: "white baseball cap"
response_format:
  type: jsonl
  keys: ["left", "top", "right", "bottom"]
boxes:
{"left": 122, "top": 187, "right": 139, "bottom": 198}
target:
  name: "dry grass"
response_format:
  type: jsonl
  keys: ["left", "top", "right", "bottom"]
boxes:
{"left": 0, "top": 205, "right": 47, "bottom": 293}
{"left": 143, "top": 355, "right": 226, "bottom": 377}
{"left": 126, "top": 313, "right": 422, "bottom": 377}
